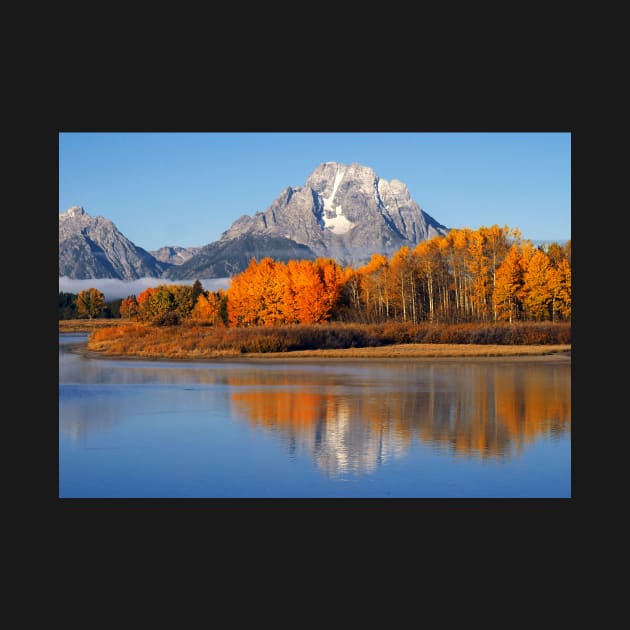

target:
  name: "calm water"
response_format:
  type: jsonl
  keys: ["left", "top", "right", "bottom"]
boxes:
{"left": 59, "top": 334, "right": 571, "bottom": 498}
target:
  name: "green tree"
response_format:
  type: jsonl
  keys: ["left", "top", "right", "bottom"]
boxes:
{"left": 76, "top": 288, "right": 105, "bottom": 319}
{"left": 105, "top": 298, "right": 122, "bottom": 318}
{"left": 58, "top": 292, "right": 78, "bottom": 319}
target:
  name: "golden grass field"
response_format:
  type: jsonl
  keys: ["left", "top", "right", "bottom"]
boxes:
{"left": 61, "top": 320, "right": 570, "bottom": 360}
{"left": 243, "top": 344, "right": 571, "bottom": 359}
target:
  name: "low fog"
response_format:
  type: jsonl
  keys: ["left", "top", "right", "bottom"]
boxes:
{"left": 59, "top": 277, "right": 231, "bottom": 301}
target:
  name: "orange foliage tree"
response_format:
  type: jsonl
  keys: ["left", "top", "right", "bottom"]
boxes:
{"left": 493, "top": 245, "right": 525, "bottom": 322}
{"left": 218, "top": 226, "right": 569, "bottom": 327}
{"left": 227, "top": 258, "right": 285, "bottom": 326}
{"left": 522, "top": 249, "right": 553, "bottom": 320}
{"left": 191, "top": 291, "right": 223, "bottom": 325}
{"left": 287, "top": 259, "right": 329, "bottom": 324}
{"left": 120, "top": 296, "right": 139, "bottom": 319}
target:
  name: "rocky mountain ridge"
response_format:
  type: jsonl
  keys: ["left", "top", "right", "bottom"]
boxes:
{"left": 59, "top": 206, "right": 167, "bottom": 280}
{"left": 218, "top": 162, "right": 449, "bottom": 267}
{"left": 59, "top": 162, "right": 451, "bottom": 280}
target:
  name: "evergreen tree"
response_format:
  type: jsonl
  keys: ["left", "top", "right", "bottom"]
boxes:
{"left": 192, "top": 279, "right": 204, "bottom": 304}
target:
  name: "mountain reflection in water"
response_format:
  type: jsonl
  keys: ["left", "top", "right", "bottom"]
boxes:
{"left": 60, "top": 337, "right": 570, "bottom": 481}
{"left": 228, "top": 363, "right": 570, "bottom": 476}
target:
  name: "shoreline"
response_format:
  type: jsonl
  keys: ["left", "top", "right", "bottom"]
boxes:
{"left": 66, "top": 340, "right": 571, "bottom": 363}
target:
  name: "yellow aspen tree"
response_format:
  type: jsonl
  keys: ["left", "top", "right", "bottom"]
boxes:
{"left": 444, "top": 228, "right": 474, "bottom": 321}
{"left": 480, "top": 225, "right": 512, "bottom": 321}
{"left": 413, "top": 237, "right": 446, "bottom": 323}
{"left": 389, "top": 246, "right": 419, "bottom": 322}
{"left": 227, "top": 258, "right": 260, "bottom": 326}
{"left": 257, "top": 258, "right": 289, "bottom": 326}
{"left": 191, "top": 291, "right": 222, "bottom": 325}
{"left": 315, "top": 258, "right": 345, "bottom": 321}
{"left": 359, "top": 253, "right": 389, "bottom": 322}
{"left": 466, "top": 230, "right": 492, "bottom": 321}
{"left": 120, "top": 296, "right": 139, "bottom": 319}
{"left": 436, "top": 236, "right": 454, "bottom": 321}
{"left": 548, "top": 258, "right": 571, "bottom": 321}
{"left": 493, "top": 245, "right": 524, "bottom": 323}
{"left": 522, "top": 249, "right": 553, "bottom": 320}
{"left": 342, "top": 269, "right": 364, "bottom": 321}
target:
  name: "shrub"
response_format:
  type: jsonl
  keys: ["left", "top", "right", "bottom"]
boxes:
{"left": 153, "top": 310, "right": 180, "bottom": 326}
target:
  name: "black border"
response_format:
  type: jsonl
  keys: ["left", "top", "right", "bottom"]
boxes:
{"left": 49, "top": 115, "right": 575, "bottom": 551}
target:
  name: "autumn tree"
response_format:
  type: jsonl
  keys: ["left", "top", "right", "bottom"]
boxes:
{"left": 314, "top": 258, "right": 345, "bottom": 322}
{"left": 218, "top": 225, "right": 568, "bottom": 327}
{"left": 389, "top": 246, "right": 418, "bottom": 322}
{"left": 191, "top": 291, "right": 223, "bottom": 325}
{"left": 341, "top": 269, "right": 364, "bottom": 321}
{"left": 355, "top": 253, "right": 390, "bottom": 322}
{"left": 521, "top": 249, "right": 553, "bottom": 320}
{"left": 440, "top": 228, "right": 475, "bottom": 321}
{"left": 227, "top": 258, "right": 287, "bottom": 326}
{"left": 545, "top": 241, "right": 566, "bottom": 267}
{"left": 120, "top": 296, "right": 139, "bottom": 319}
{"left": 493, "top": 245, "right": 524, "bottom": 322}
{"left": 136, "top": 286, "right": 158, "bottom": 321}
{"left": 287, "top": 259, "right": 328, "bottom": 324}
{"left": 556, "top": 258, "right": 571, "bottom": 320}
{"left": 135, "top": 284, "right": 195, "bottom": 323}
{"left": 76, "top": 288, "right": 105, "bottom": 319}
{"left": 547, "top": 258, "right": 571, "bottom": 321}
{"left": 170, "top": 284, "right": 195, "bottom": 319}
{"left": 412, "top": 240, "right": 441, "bottom": 322}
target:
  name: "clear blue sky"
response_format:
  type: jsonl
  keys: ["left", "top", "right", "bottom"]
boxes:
{"left": 59, "top": 132, "right": 571, "bottom": 251}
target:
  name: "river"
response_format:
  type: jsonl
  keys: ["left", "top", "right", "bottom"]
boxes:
{"left": 59, "top": 334, "right": 571, "bottom": 498}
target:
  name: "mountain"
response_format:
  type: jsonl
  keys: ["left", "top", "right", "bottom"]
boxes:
{"left": 59, "top": 206, "right": 167, "bottom": 280}
{"left": 216, "top": 162, "right": 449, "bottom": 267}
{"left": 166, "top": 233, "right": 316, "bottom": 280}
{"left": 60, "top": 163, "right": 450, "bottom": 281}
{"left": 149, "top": 245, "right": 201, "bottom": 265}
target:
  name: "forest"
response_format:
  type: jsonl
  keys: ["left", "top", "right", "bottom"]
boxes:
{"left": 61, "top": 226, "right": 571, "bottom": 327}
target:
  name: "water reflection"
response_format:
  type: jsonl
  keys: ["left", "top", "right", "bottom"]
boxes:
{"left": 60, "top": 339, "right": 570, "bottom": 480}
{"left": 228, "top": 362, "right": 570, "bottom": 476}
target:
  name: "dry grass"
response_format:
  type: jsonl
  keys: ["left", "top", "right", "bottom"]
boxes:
{"left": 85, "top": 321, "right": 571, "bottom": 360}
{"left": 246, "top": 344, "right": 571, "bottom": 359}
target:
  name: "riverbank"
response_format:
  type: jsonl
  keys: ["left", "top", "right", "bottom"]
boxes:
{"left": 73, "top": 343, "right": 570, "bottom": 363}
{"left": 59, "top": 319, "right": 128, "bottom": 333}
{"left": 76, "top": 339, "right": 570, "bottom": 361}
{"left": 75, "top": 320, "right": 571, "bottom": 361}
{"left": 233, "top": 344, "right": 571, "bottom": 360}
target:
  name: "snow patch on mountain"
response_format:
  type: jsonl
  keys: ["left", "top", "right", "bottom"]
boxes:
{"left": 320, "top": 165, "right": 355, "bottom": 234}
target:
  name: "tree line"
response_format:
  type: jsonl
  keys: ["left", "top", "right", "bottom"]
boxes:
{"left": 59, "top": 289, "right": 121, "bottom": 320}
{"left": 62, "top": 226, "right": 571, "bottom": 325}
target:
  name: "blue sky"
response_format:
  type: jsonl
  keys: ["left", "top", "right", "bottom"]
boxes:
{"left": 59, "top": 132, "right": 571, "bottom": 251}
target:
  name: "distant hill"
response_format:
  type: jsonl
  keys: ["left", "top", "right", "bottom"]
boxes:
{"left": 149, "top": 245, "right": 201, "bottom": 265}
{"left": 166, "top": 233, "right": 316, "bottom": 280}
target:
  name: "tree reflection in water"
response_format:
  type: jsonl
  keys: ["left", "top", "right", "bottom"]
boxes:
{"left": 229, "top": 362, "right": 570, "bottom": 476}
{"left": 60, "top": 340, "right": 570, "bottom": 480}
